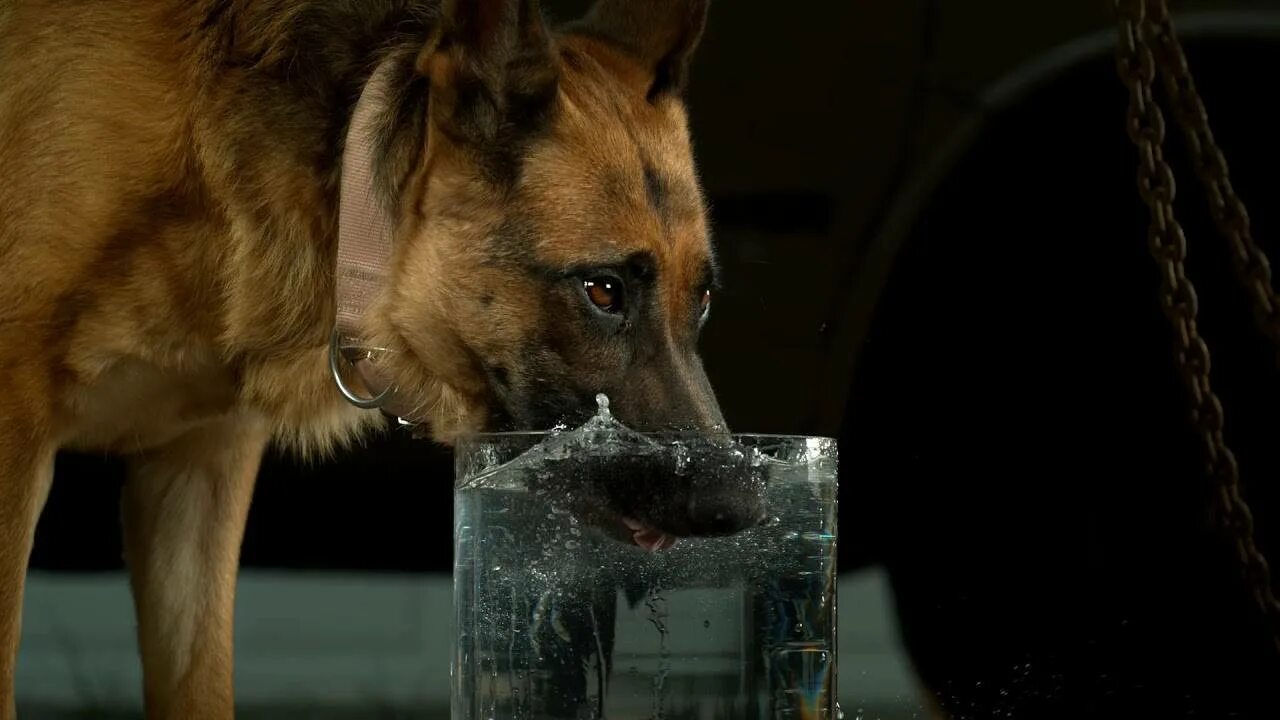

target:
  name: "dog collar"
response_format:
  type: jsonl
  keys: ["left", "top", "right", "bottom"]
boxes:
{"left": 329, "top": 58, "right": 418, "bottom": 425}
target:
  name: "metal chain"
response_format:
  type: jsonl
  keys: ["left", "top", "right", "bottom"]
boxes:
{"left": 1146, "top": 1, "right": 1280, "bottom": 358}
{"left": 1113, "top": 0, "right": 1280, "bottom": 655}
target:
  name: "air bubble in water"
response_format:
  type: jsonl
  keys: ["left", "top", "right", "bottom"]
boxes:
{"left": 646, "top": 591, "right": 671, "bottom": 719}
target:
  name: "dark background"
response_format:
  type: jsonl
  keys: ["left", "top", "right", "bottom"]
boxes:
{"left": 29, "top": 1, "right": 1280, "bottom": 718}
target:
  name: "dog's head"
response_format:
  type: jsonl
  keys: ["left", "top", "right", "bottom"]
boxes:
{"left": 370, "top": 0, "right": 767, "bottom": 542}
{"left": 374, "top": 0, "right": 723, "bottom": 440}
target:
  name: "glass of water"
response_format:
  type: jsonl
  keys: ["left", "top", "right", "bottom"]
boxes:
{"left": 452, "top": 431, "right": 838, "bottom": 720}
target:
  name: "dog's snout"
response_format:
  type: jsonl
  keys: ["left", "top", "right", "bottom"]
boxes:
{"left": 548, "top": 434, "right": 770, "bottom": 542}
{"left": 680, "top": 442, "right": 769, "bottom": 536}
{"left": 686, "top": 492, "right": 767, "bottom": 537}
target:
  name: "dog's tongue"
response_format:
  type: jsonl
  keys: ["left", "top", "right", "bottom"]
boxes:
{"left": 622, "top": 517, "right": 677, "bottom": 552}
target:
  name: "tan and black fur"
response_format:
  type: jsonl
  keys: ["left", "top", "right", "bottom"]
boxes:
{"left": 0, "top": 0, "right": 729, "bottom": 716}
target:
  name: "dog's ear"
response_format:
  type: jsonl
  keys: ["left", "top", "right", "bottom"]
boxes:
{"left": 421, "top": 0, "right": 559, "bottom": 149}
{"left": 568, "top": 0, "right": 710, "bottom": 99}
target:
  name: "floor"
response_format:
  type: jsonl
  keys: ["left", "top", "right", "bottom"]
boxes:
{"left": 16, "top": 569, "right": 927, "bottom": 719}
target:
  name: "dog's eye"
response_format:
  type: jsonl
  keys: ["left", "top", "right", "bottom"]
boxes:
{"left": 700, "top": 289, "right": 712, "bottom": 316}
{"left": 584, "top": 277, "right": 624, "bottom": 313}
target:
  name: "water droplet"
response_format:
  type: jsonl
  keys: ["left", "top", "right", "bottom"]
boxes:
{"left": 702, "top": 620, "right": 711, "bottom": 629}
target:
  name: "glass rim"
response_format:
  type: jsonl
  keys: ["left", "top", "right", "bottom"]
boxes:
{"left": 456, "top": 431, "right": 837, "bottom": 442}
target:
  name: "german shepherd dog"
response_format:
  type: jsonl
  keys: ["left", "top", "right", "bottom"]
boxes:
{"left": 0, "top": 0, "right": 756, "bottom": 716}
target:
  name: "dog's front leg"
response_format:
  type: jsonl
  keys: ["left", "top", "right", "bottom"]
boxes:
{"left": 0, "top": 388, "right": 56, "bottom": 720}
{"left": 122, "top": 413, "right": 269, "bottom": 720}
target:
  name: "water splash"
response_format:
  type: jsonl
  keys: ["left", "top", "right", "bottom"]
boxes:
{"left": 453, "top": 403, "right": 839, "bottom": 718}
{"left": 460, "top": 393, "right": 641, "bottom": 490}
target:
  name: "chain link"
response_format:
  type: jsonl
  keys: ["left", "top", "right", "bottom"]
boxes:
{"left": 1146, "top": 1, "right": 1280, "bottom": 356}
{"left": 1113, "top": 0, "right": 1280, "bottom": 655}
